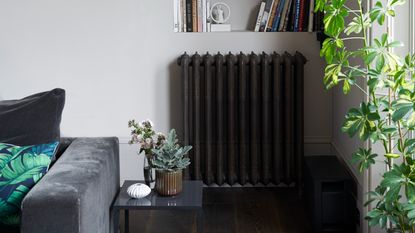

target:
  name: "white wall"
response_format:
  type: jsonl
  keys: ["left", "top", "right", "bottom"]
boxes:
{"left": 0, "top": 0, "right": 330, "bottom": 181}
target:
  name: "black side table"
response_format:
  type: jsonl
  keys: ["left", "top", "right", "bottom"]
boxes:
{"left": 304, "top": 156, "right": 357, "bottom": 233}
{"left": 112, "top": 180, "right": 203, "bottom": 233}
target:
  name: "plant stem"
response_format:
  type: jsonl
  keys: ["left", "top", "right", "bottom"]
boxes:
{"left": 394, "top": 92, "right": 406, "bottom": 164}
{"left": 386, "top": 0, "right": 394, "bottom": 172}
{"left": 357, "top": 0, "right": 376, "bottom": 106}
{"left": 355, "top": 84, "right": 369, "bottom": 96}
{"left": 341, "top": 37, "right": 365, "bottom": 41}
{"left": 343, "top": 5, "right": 360, "bottom": 17}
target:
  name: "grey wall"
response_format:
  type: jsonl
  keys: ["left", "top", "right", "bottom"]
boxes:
{"left": 0, "top": 0, "right": 331, "bottom": 181}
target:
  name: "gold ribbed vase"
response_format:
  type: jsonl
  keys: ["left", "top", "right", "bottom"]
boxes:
{"left": 155, "top": 170, "right": 183, "bottom": 196}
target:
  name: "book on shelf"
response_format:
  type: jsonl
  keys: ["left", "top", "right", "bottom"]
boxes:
{"left": 308, "top": 0, "right": 315, "bottom": 32}
{"left": 259, "top": 0, "right": 274, "bottom": 32}
{"left": 271, "top": 0, "right": 285, "bottom": 32}
{"left": 192, "top": 0, "right": 197, "bottom": 32}
{"left": 174, "top": 0, "right": 179, "bottom": 32}
{"left": 174, "top": 0, "right": 214, "bottom": 32}
{"left": 254, "top": 2, "right": 266, "bottom": 32}
{"left": 266, "top": 0, "right": 278, "bottom": 32}
{"left": 202, "top": 0, "right": 207, "bottom": 32}
{"left": 293, "top": 0, "right": 300, "bottom": 31}
{"left": 278, "top": 0, "right": 291, "bottom": 31}
{"left": 185, "top": 0, "right": 192, "bottom": 32}
{"left": 206, "top": 1, "right": 211, "bottom": 32}
{"left": 174, "top": 0, "right": 323, "bottom": 33}
{"left": 298, "top": 0, "right": 305, "bottom": 31}
{"left": 197, "top": 0, "right": 203, "bottom": 32}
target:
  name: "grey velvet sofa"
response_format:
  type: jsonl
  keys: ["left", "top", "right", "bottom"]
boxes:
{"left": 0, "top": 137, "right": 120, "bottom": 233}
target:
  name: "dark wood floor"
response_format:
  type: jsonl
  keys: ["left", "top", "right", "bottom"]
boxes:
{"left": 120, "top": 188, "right": 311, "bottom": 233}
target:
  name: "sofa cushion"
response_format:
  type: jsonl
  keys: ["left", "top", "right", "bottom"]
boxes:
{"left": 0, "top": 88, "right": 65, "bottom": 146}
{"left": 0, "top": 141, "right": 59, "bottom": 226}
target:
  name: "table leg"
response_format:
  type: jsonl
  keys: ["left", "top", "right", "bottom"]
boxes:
{"left": 125, "top": 210, "right": 129, "bottom": 233}
{"left": 113, "top": 208, "right": 119, "bottom": 233}
{"left": 197, "top": 209, "right": 203, "bottom": 233}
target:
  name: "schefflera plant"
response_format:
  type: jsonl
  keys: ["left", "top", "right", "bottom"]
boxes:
{"left": 316, "top": 0, "right": 415, "bottom": 231}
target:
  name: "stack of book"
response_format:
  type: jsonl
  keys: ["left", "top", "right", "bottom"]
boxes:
{"left": 174, "top": 0, "right": 211, "bottom": 32}
{"left": 254, "top": 0, "right": 323, "bottom": 32}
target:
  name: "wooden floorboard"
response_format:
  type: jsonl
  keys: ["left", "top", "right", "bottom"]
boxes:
{"left": 120, "top": 188, "right": 311, "bottom": 233}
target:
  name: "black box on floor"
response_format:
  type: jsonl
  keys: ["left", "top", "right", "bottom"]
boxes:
{"left": 304, "top": 156, "right": 357, "bottom": 233}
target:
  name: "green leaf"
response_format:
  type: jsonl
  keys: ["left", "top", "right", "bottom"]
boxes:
{"left": 323, "top": 1, "right": 348, "bottom": 36}
{"left": 405, "top": 183, "right": 415, "bottom": 203}
{"left": 315, "top": 0, "right": 327, "bottom": 12}
{"left": 0, "top": 154, "right": 51, "bottom": 186}
{"left": 352, "top": 148, "right": 377, "bottom": 172}
{"left": 0, "top": 199, "right": 16, "bottom": 217}
{"left": 151, "top": 129, "right": 192, "bottom": 171}
{"left": 320, "top": 38, "right": 337, "bottom": 63}
{"left": 390, "top": 0, "right": 406, "bottom": 7}
{"left": 392, "top": 99, "right": 414, "bottom": 121}
{"left": 345, "top": 14, "right": 370, "bottom": 35}
{"left": 7, "top": 185, "right": 29, "bottom": 209}
{"left": 342, "top": 103, "right": 379, "bottom": 140}
{"left": 343, "top": 80, "right": 350, "bottom": 94}
{"left": 385, "top": 153, "right": 400, "bottom": 159}
{"left": 0, "top": 213, "right": 20, "bottom": 226}
{"left": 404, "top": 203, "right": 415, "bottom": 220}
{"left": 370, "top": 1, "right": 386, "bottom": 25}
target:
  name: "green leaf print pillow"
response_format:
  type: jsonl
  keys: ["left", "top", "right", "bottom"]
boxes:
{"left": 0, "top": 141, "right": 59, "bottom": 226}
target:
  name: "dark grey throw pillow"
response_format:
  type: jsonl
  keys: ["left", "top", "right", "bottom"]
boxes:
{"left": 0, "top": 88, "right": 65, "bottom": 146}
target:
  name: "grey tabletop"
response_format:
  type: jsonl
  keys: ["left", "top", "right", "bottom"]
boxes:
{"left": 113, "top": 180, "right": 203, "bottom": 210}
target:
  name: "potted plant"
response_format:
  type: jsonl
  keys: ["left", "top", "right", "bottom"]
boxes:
{"left": 151, "top": 129, "right": 192, "bottom": 196}
{"left": 316, "top": 0, "right": 415, "bottom": 231}
{"left": 128, "top": 119, "right": 166, "bottom": 187}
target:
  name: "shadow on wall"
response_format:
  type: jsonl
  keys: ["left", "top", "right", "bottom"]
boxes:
{"left": 168, "top": 59, "right": 184, "bottom": 141}
{"left": 246, "top": 4, "right": 260, "bottom": 30}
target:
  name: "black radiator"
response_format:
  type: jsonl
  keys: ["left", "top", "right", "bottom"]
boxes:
{"left": 177, "top": 52, "right": 306, "bottom": 187}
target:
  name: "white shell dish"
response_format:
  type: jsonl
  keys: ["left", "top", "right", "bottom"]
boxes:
{"left": 127, "top": 183, "right": 151, "bottom": 199}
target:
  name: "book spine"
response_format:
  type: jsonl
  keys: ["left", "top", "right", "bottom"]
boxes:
{"left": 174, "top": 0, "right": 179, "bottom": 32}
{"left": 303, "top": 0, "right": 310, "bottom": 32}
{"left": 278, "top": 0, "right": 290, "bottom": 31}
{"left": 178, "top": 0, "right": 183, "bottom": 32}
{"left": 259, "top": 0, "right": 273, "bottom": 32}
{"left": 308, "top": 0, "right": 315, "bottom": 32}
{"left": 192, "top": 0, "right": 197, "bottom": 32}
{"left": 206, "top": 1, "right": 211, "bottom": 32}
{"left": 202, "top": 0, "right": 207, "bottom": 32}
{"left": 294, "top": 0, "right": 300, "bottom": 32}
{"left": 272, "top": 0, "right": 285, "bottom": 31}
{"left": 197, "top": 0, "right": 203, "bottom": 32}
{"left": 254, "top": 2, "right": 266, "bottom": 32}
{"left": 186, "top": 0, "right": 193, "bottom": 32}
{"left": 265, "top": 0, "right": 277, "bottom": 32}
{"left": 182, "top": 0, "right": 186, "bottom": 32}
{"left": 282, "top": 0, "right": 293, "bottom": 31}
{"left": 298, "top": 0, "right": 306, "bottom": 31}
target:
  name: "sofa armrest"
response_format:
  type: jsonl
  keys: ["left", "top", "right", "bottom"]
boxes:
{"left": 21, "top": 137, "right": 120, "bottom": 233}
